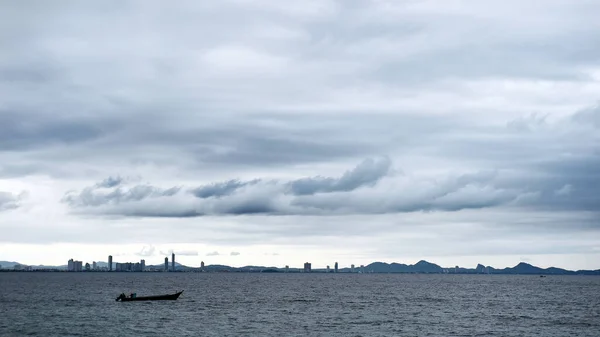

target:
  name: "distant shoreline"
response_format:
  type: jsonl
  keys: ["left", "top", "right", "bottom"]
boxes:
{"left": 2, "top": 260, "right": 599, "bottom": 275}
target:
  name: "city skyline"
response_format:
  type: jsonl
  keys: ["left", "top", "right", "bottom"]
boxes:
{"left": 1, "top": 1, "right": 600, "bottom": 270}
{"left": 2, "top": 256, "right": 598, "bottom": 275}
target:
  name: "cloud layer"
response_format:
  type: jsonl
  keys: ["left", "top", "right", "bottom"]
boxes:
{"left": 1, "top": 0, "right": 599, "bottom": 267}
{"left": 0, "top": 191, "right": 24, "bottom": 212}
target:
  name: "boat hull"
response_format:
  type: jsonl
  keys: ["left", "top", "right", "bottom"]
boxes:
{"left": 117, "top": 291, "right": 183, "bottom": 302}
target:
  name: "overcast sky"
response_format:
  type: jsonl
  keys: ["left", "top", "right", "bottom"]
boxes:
{"left": 1, "top": 0, "right": 599, "bottom": 269}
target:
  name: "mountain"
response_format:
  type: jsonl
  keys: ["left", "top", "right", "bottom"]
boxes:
{"left": 363, "top": 260, "right": 444, "bottom": 273}
{"left": 2, "top": 260, "right": 599, "bottom": 275}
{"left": 0, "top": 261, "right": 20, "bottom": 268}
{"left": 147, "top": 262, "right": 190, "bottom": 270}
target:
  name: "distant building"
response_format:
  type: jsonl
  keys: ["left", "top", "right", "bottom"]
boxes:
{"left": 164, "top": 257, "right": 168, "bottom": 271}
{"left": 113, "top": 261, "right": 145, "bottom": 272}
{"left": 334, "top": 262, "right": 338, "bottom": 273}
{"left": 92, "top": 261, "right": 97, "bottom": 270}
{"left": 200, "top": 261, "right": 205, "bottom": 269}
{"left": 85, "top": 263, "right": 90, "bottom": 271}
{"left": 172, "top": 253, "right": 175, "bottom": 272}
{"left": 326, "top": 265, "right": 330, "bottom": 272}
{"left": 68, "top": 259, "right": 83, "bottom": 272}
{"left": 285, "top": 265, "right": 289, "bottom": 273}
{"left": 303, "top": 262, "right": 311, "bottom": 273}
{"left": 351, "top": 264, "right": 355, "bottom": 273}
{"left": 360, "top": 265, "right": 365, "bottom": 273}
{"left": 108, "top": 255, "right": 113, "bottom": 271}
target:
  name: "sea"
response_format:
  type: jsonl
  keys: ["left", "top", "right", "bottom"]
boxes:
{"left": 1, "top": 273, "right": 598, "bottom": 336}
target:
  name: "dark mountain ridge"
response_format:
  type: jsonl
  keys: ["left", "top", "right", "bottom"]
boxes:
{"left": 2, "top": 260, "right": 598, "bottom": 275}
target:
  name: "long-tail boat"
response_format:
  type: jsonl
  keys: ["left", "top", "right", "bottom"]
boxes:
{"left": 116, "top": 290, "right": 183, "bottom": 302}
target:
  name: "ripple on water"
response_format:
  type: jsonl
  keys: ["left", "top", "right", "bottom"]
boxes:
{"left": 0, "top": 273, "right": 599, "bottom": 337}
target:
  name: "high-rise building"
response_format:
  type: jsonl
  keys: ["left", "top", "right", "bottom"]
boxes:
{"left": 172, "top": 253, "right": 175, "bottom": 272}
{"left": 68, "top": 259, "right": 74, "bottom": 272}
{"left": 92, "top": 261, "right": 97, "bottom": 270}
{"left": 334, "top": 262, "right": 338, "bottom": 273}
{"left": 164, "top": 257, "right": 168, "bottom": 271}
{"left": 85, "top": 263, "right": 90, "bottom": 271}
{"left": 108, "top": 255, "right": 113, "bottom": 271}
{"left": 285, "top": 265, "right": 289, "bottom": 273}
{"left": 140, "top": 259, "right": 145, "bottom": 272}
{"left": 303, "top": 262, "right": 311, "bottom": 273}
{"left": 74, "top": 260, "right": 82, "bottom": 272}
{"left": 351, "top": 264, "right": 355, "bottom": 273}
{"left": 200, "top": 261, "right": 205, "bottom": 269}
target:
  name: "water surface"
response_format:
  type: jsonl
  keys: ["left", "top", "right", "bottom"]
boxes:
{"left": 1, "top": 273, "right": 598, "bottom": 336}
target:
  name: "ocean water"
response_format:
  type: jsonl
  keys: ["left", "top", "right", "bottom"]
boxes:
{"left": 0, "top": 273, "right": 598, "bottom": 336}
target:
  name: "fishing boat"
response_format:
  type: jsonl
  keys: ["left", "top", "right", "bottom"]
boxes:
{"left": 116, "top": 290, "right": 183, "bottom": 302}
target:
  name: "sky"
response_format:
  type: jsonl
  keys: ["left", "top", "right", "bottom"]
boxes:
{"left": 1, "top": 0, "right": 599, "bottom": 270}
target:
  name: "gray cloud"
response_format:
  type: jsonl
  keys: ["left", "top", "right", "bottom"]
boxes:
{"left": 57, "top": 102, "right": 600, "bottom": 221}
{"left": 62, "top": 184, "right": 181, "bottom": 208}
{"left": 572, "top": 103, "right": 600, "bottom": 128}
{"left": 96, "top": 176, "right": 124, "bottom": 188}
{"left": 206, "top": 251, "right": 220, "bottom": 256}
{"left": 59, "top": 159, "right": 531, "bottom": 217}
{"left": 230, "top": 252, "right": 240, "bottom": 256}
{"left": 191, "top": 179, "right": 260, "bottom": 199}
{"left": 287, "top": 157, "right": 392, "bottom": 195}
{"left": 0, "top": 191, "right": 24, "bottom": 211}
{"left": 1, "top": 0, "right": 600, "bottom": 267}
